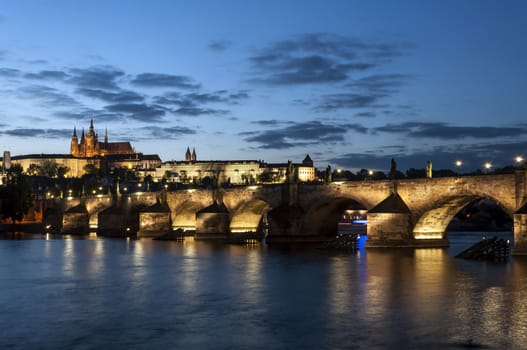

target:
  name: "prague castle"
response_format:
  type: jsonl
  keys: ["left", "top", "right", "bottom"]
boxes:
{"left": 6, "top": 119, "right": 160, "bottom": 178}
{"left": 70, "top": 119, "right": 135, "bottom": 158}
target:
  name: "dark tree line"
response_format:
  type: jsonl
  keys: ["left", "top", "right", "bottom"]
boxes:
{"left": 0, "top": 164, "right": 33, "bottom": 224}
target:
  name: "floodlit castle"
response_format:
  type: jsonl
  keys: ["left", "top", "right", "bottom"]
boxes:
{"left": 70, "top": 118, "right": 135, "bottom": 157}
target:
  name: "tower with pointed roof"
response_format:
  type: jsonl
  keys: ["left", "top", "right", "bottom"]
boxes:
{"left": 185, "top": 147, "right": 191, "bottom": 162}
{"left": 70, "top": 126, "right": 80, "bottom": 156}
{"left": 191, "top": 148, "right": 197, "bottom": 161}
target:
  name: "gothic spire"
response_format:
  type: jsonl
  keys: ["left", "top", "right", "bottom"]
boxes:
{"left": 104, "top": 128, "right": 108, "bottom": 143}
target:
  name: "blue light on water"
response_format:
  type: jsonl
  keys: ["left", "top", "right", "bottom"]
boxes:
{"left": 352, "top": 219, "right": 368, "bottom": 225}
{"left": 358, "top": 234, "right": 368, "bottom": 249}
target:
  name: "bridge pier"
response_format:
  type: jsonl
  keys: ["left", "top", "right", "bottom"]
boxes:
{"left": 366, "top": 191, "right": 449, "bottom": 248}
{"left": 512, "top": 204, "right": 527, "bottom": 255}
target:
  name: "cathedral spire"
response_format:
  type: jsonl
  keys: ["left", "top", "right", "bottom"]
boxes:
{"left": 72, "top": 126, "right": 77, "bottom": 138}
{"left": 191, "top": 147, "right": 197, "bottom": 161}
{"left": 104, "top": 128, "right": 108, "bottom": 144}
{"left": 88, "top": 118, "right": 95, "bottom": 137}
{"left": 185, "top": 147, "right": 191, "bottom": 161}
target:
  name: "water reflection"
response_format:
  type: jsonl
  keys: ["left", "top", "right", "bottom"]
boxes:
{"left": 2, "top": 231, "right": 527, "bottom": 349}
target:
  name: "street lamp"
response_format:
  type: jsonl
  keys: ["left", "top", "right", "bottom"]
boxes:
{"left": 484, "top": 162, "right": 492, "bottom": 172}
{"left": 516, "top": 156, "right": 524, "bottom": 164}
{"left": 455, "top": 160, "right": 462, "bottom": 175}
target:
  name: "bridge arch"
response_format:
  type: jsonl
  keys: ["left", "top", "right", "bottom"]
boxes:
{"left": 300, "top": 196, "right": 367, "bottom": 237}
{"left": 172, "top": 200, "right": 204, "bottom": 231}
{"left": 413, "top": 195, "right": 513, "bottom": 239}
{"left": 230, "top": 199, "right": 271, "bottom": 233}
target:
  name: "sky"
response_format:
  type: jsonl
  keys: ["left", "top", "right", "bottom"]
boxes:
{"left": 1, "top": 0, "right": 526, "bottom": 173}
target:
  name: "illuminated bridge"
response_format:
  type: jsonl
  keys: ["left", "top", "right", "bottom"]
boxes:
{"left": 48, "top": 170, "right": 527, "bottom": 254}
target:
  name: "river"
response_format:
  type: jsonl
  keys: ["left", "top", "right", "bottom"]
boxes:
{"left": 1, "top": 231, "right": 526, "bottom": 349}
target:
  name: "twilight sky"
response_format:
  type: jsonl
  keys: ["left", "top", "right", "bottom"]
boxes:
{"left": 1, "top": 0, "right": 526, "bottom": 172}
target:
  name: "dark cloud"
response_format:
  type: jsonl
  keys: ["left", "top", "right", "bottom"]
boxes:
{"left": 315, "top": 93, "right": 384, "bottom": 112}
{"left": 24, "top": 70, "right": 70, "bottom": 81}
{"left": 0, "top": 67, "right": 21, "bottom": 78}
{"left": 22, "top": 59, "right": 49, "bottom": 65}
{"left": 18, "top": 85, "right": 79, "bottom": 106}
{"left": 131, "top": 73, "right": 200, "bottom": 89}
{"left": 375, "top": 122, "right": 527, "bottom": 139}
{"left": 173, "top": 106, "right": 229, "bottom": 116}
{"left": 154, "top": 90, "right": 248, "bottom": 116}
{"left": 251, "top": 120, "right": 294, "bottom": 126}
{"left": 356, "top": 112, "right": 376, "bottom": 118}
{"left": 347, "top": 74, "right": 410, "bottom": 93}
{"left": 53, "top": 110, "right": 127, "bottom": 124}
{"left": 68, "top": 65, "right": 125, "bottom": 90}
{"left": 76, "top": 88, "right": 144, "bottom": 103}
{"left": 140, "top": 126, "right": 197, "bottom": 139}
{"left": 105, "top": 103, "right": 167, "bottom": 122}
{"left": 248, "top": 33, "right": 410, "bottom": 86}
{"left": 1, "top": 128, "right": 71, "bottom": 139}
{"left": 243, "top": 120, "right": 366, "bottom": 149}
{"left": 156, "top": 90, "right": 249, "bottom": 106}
{"left": 208, "top": 40, "right": 232, "bottom": 51}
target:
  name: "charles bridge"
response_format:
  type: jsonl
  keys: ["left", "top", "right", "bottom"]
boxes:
{"left": 42, "top": 169, "right": 527, "bottom": 255}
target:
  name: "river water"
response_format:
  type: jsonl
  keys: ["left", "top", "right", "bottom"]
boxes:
{"left": 1, "top": 231, "right": 526, "bottom": 349}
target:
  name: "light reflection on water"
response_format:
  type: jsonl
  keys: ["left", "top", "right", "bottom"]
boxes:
{"left": 0, "top": 231, "right": 527, "bottom": 349}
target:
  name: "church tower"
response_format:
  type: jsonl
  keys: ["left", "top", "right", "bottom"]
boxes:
{"left": 84, "top": 118, "right": 97, "bottom": 157}
{"left": 79, "top": 128, "right": 86, "bottom": 156}
{"left": 191, "top": 147, "right": 197, "bottom": 161}
{"left": 185, "top": 147, "right": 191, "bottom": 161}
{"left": 70, "top": 126, "right": 79, "bottom": 156}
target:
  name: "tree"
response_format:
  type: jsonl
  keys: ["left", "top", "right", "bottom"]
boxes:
{"left": 39, "top": 160, "right": 59, "bottom": 178}
{"left": 0, "top": 164, "right": 33, "bottom": 223}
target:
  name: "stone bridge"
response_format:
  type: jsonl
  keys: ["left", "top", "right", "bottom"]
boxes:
{"left": 45, "top": 170, "right": 527, "bottom": 254}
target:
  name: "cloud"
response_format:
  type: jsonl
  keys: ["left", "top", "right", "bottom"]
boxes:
{"left": 104, "top": 103, "right": 167, "bottom": 122}
{"left": 375, "top": 122, "right": 527, "bottom": 139}
{"left": 76, "top": 88, "right": 144, "bottom": 103}
{"left": 0, "top": 67, "right": 21, "bottom": 78}
{"left": 208, "top": 40, "right": 232, "bottom": 51}
{"left": 68, "top": 65, "right": 125, "bottom": 90}
{"left": 131, "top": 73, "right": 200, "bottom": 89}
{"left": 24, "top": 70, "right": 70, "bottom": 81}
{"left": 173, "top": 106, "right": 229, "bottom": 116}
{"left": 248, "top": 33, "right": 410, "bottom": 86}
{"left": 21, "top": 59, "right": 49, "bottom": 65}
{"left": 347, "top": 74, "right": 410, "bottom": 93}
{"left": 1, "top": 128, "right": 71, "bottom": 139}
{"left": 140, "top": 126, "right": 197, "bottom": 139}
{"left": 251, "top": 119, "right": 294, "bottom": 126}
{"left": 154, "top": 90, "right": 249, "bottom": 116}
{"left": 243, "top": 120, "right": 367, "bottom": 149}
{"left": 355, "top": 112, "right": 376, "bottom": 118}
{"left": 315, "top": 93, "right": 384, "bottom": 112}
{"left": 18, "top": 85, "right": 79, "bottom": 107}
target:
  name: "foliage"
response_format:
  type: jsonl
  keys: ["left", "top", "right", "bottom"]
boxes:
{"left": 0, "top": 164, "right": 33, "bottom": 223}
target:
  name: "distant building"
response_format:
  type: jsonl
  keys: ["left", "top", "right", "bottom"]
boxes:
{"left": 154, "top": 148, "right": 316, "bottom": 185}
{"left": 261, "top": 154, "right": 316, "bottom": 183}
{"left": 155, "top": 147, "right": 263, "bottom": 185}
